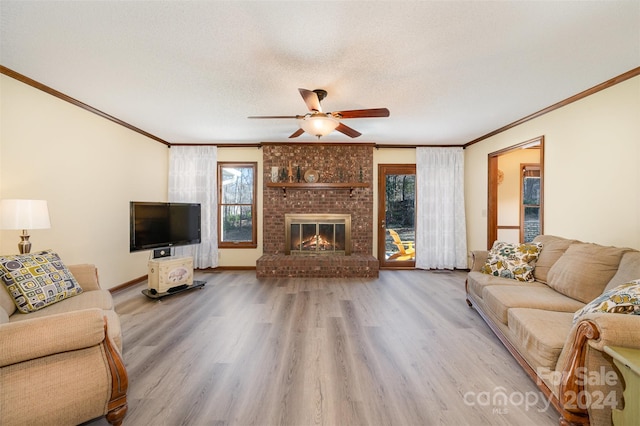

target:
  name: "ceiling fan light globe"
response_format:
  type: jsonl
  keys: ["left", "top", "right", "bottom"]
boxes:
{"left": 298, "top": 114, "right": 340, "bottom": 138}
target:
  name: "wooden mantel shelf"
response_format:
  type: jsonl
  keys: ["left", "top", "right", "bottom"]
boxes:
{"left": 266, "top": 182, "right": 369, "bottom": 198}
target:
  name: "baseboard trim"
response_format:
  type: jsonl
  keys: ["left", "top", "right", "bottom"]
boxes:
{"left": 109, "top": 275, "right": 147, "bottom": 293}
{"left": 206, "top": 266, "right": 256, "bottom": 271}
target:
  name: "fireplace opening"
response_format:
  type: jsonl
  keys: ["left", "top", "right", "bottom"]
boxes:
{"left": 285, "top": 214, "right": 351, "bottom": 255}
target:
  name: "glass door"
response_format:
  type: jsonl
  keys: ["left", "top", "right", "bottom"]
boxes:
{"left": 378, "top": 164, "right": 416, "bottom": 268}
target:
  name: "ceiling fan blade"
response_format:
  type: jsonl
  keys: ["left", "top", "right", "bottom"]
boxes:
{"left": 298, "top": 88, "right": 322, "bottom": 112}
{"left": 248, "top": 115, "right": 299, "bottom": 119}
{"left": 333, "top": 108, "right": 390, "bottom": 119}
{"left": 335, "top": 123, "right": 362, "bottom": 138}
{"left": 288, "top": 128, "right": 305, "bottom": 138}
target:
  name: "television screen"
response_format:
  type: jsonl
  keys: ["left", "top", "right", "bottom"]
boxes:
{"left": 129, "top": 202, "right": 201, "bottom": 252}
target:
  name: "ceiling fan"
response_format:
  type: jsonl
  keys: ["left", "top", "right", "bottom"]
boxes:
{"left": 248, "top": 88, "right": 390, "bottom": 139}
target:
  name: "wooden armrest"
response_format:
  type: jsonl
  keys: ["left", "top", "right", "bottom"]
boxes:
{"left": 558, "top": 320, "right": 599, "bottom": 424}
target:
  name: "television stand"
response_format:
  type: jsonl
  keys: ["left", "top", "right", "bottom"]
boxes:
{"left": 142, "top": 280, "right": 206, "bottom": 299}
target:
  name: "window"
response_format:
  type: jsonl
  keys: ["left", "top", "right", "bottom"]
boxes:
{"left": 520, "top": 164, "right": 541, "bottom": 243}
{"left": 218, "top": 162, "right": 257, "bottom": 248}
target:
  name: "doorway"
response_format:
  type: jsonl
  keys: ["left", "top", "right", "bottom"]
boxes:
{"left": 378, "top": 164, "right": 416, "bottom": 268}
{"left": 487, "top": 137, "right": 544, "bottom": 249}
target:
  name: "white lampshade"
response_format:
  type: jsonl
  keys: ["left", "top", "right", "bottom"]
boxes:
{"left": 0, "top": 199, "right": 51, "bottom": 230}
{"left": 298, "top": 114, "right": 340, "bottom": 138}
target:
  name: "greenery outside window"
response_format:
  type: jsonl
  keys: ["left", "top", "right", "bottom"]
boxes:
{"left": 218, "top": 162, "right": 257, "bottom": 248}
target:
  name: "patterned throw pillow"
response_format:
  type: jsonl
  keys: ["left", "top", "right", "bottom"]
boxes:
{"left": 573, "top": 280, "right": 640, "bottom": 324}
{"left": 0, "top": 250, "right": 83, "bottom": 313}
{"left": 481, "top": 241, "right": 543, "bottom": 282}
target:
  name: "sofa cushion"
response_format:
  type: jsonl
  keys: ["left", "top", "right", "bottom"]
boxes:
{"left": 0, "top": 250, "right": 83, "bottom": 313}
{"left": 481, "top": 241, "right": 543, "bottom": 282}
{"left": 547, "top": 243, "right": 627, "bottom": 304}
{"left": 604, "top": 250, "right": 640, "bottom": 292}
{"left": 8, "top": 289, "right": 113, "bottom": 322}
{"left": 573, "top": 280, "right": 640, "bottom": 323}
{"left": 483, "top": 285, "right": 585, "bottom": 324}
{"left": 532, "top": 235, "right": 577, "bottom": 284}
{"left": 508, "top": 308, "right": 574, "bottom": 370}
{"left": 467, "top": 271, "right": 547, "bottom": 301}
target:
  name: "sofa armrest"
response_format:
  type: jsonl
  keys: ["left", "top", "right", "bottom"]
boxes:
{"left": 557, "top": 314, "right": 640, "bottom": 424}
{"left": 0, "top": 308, "right": 106, "bottom": 367}
{"left": 68, "top": 264, "right": 102, "bottom": 291}
{"left": 470, "top": 250, "right": 488, "bottom": 272}
{"left": 582, "top": 312, "right": 640, "bottom": 351}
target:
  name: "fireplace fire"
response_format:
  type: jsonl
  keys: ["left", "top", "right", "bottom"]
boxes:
{"left": 285, "top": 214, "right": 351, "bottom": 255}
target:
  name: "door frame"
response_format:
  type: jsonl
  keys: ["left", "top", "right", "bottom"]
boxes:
{"left": 378, "top": 163, "right": 416, "bottom": 268}
{"left": 487, "top": 136, "right": 544, "bottom": 249}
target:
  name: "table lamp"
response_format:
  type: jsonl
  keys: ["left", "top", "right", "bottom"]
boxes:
{"left": 0, "top": 199, "right": 51, "bottom": 254}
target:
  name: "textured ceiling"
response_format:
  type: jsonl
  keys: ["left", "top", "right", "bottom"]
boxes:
{"left": 1, "top": 1, "right": 639, "bottom": 145}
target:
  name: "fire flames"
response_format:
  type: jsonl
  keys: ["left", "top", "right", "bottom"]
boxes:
{"left": 298, "top": 234, "right": 336, "bottom": 251}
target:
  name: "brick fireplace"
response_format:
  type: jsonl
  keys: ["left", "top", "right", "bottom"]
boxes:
{"left": 256, "top": 143, "right": 379, "bottom": 278}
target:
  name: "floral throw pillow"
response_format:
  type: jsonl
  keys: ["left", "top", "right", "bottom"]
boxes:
{"left": 0, "top": 250, "right": 83, "bottom": 313}
{"left": 481, "top": 241, "right": 543, "bottom": 282}
{"left": 573, "top": 280, "right": 640, "bottom": 324}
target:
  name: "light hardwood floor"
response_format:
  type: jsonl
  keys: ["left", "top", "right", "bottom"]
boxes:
{"left": 86, "top": 270, "right": 559, "bottom": 426}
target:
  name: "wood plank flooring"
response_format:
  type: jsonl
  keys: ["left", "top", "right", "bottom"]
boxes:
{"left": 85, "top": 270, "right": 559, "bottom": 426}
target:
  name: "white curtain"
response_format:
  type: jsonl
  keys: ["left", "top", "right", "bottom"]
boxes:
{"left": 415, "top": 147, "right": 468, "bottom": 270}
{"left": 168, "top": 146, "right": 218, "bottom": 269}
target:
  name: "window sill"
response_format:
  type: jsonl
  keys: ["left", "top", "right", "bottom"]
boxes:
{"left": 219, "top": 243, "right": 258, "bottom": 249}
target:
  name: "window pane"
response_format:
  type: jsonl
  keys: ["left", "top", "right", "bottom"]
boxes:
{"left": 524, "top": 207, "right": 540, "bottom": 243}
{"left": 523, "top": 176, "right": 540, "bottom": 206}
{"left": 218, "top": 162, "right": 257, "bottom": 248}
{"left": 221, "top": 205, "right": 253, "bottom": 242}
{"left": 384, "top": 174, "right": 416, "bottom": 261}
{"left": 221, "top": 167, "right": 254, "bottom": 204}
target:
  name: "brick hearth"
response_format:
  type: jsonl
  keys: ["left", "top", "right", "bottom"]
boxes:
{"left": 257, "top": 143, "right": 379, "bottom": 278}
{"left": 256, "top": 254, "right": 379, "bottom": 278}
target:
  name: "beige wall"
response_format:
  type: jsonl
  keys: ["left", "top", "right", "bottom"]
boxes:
{"left": 0, "top": 75, "right": 168, "bottom": 289}
{"left": 465, "top": 75, "right": 640, "bottom": 251}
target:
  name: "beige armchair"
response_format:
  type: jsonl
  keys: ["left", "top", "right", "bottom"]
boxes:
{"left": 0, "top": 264, "right": 128, "bottom": 425}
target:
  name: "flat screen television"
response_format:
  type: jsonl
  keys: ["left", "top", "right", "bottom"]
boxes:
{"left": 129, "top": 201, "right": 201, "bottom": 252}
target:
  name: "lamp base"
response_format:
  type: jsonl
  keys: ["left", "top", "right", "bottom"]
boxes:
{"left": 18, "top": 230, "right": 31, "bottom": 254}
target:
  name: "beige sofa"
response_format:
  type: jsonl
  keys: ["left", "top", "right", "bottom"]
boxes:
{"left": 0, "top": 264, "right": 128, "bottom": 426}
{"left": 466, "top": 235, "right": 640, "bottom": 426}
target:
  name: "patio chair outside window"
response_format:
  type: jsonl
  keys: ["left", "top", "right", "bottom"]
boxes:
{"left": 388, "top": 229, "right": 415, "bottom": 261}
